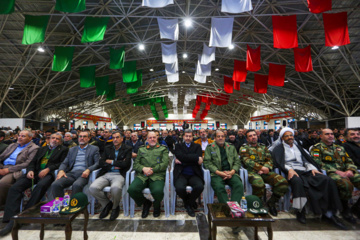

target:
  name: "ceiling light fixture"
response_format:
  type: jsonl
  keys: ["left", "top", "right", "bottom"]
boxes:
{"left": 284, "top": 80, "right": 289, "bottom": 82}
{"left": 8, "top": 87, "right": 14, "bottom": 90}
{"left": 183, "top": 53, "right": 188, "bottom": 59}
{"left": 331, "top": 46, "right": 339, "bottom": 50}
{"left": 138, "top": 44, "right": 145, "bottom": 50}
{"left": 182, "top": 71, "right": 186, "bottom": 73}
{"left": 149, "top": 68, "right": 154, "bottom": 72}
{"left": 228, "top": 44, "right": 234, "bottom": 50}
{"left": 37, "top": 46, "right": 45, "bottom": 52}
{"left": 215, "top": 68, "right": 219, "bottom": 71}
{"left": 184, "top": 18, "right": 192, "bottom": 28}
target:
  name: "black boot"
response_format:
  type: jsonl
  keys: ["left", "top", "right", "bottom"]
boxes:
{"left": 341, "top": 200, "right": 356, "bottom": 224}
{"left": 141, "top": 200, "right": 152, "bottom": 218}
{"left": 266, "top": 195, "right": 279, "bottom": 216}
{"left": 296, "top": 208, "right": 306, "bottom": 224}
{"left": 351, "top": 198, "right": 360, "bottom": 219}
{"left": 0, "top": 220, "right": 14, "bottom": 236}
{"left": 185, "top": 204, "right": 195, "bottom": 217}
{"left": 153, "top": 206, "right": 161, "bottom": 217}
{"left": 99, "top": 201, "right": 113, "bottom": 219}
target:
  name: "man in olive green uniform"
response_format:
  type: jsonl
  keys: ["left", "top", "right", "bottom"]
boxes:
{"left": 240, "top": 130, "right": 288, "bottom": 216}
{"left": 204, "top": 130, "right": 244, "bottom": 204}
{"left": 311, "top": 128, "right": 360, "bottom": 223}
{"left": 128, "top": 132, "right": 169, "bottom": 218}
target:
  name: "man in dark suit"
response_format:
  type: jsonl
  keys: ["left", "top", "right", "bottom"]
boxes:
{"left": 125, "top": 132, "right": 144, "bottom": 159}
{"left": 89, "top": 131, "right": 132, "bottom": 221}
{"left": 0, "top": 133, "right": 68, "bottom": 236}
{"left": 49, "top": 131, "right": 100, "bottom": 199}
{"left": 265, "top": 129, "right": 278, "bottom": 147}
{"left": 174, "top": 129, "right": 204, "bottom": 217}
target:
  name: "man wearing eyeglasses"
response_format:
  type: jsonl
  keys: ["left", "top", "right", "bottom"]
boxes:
{"left": 49, "top": 131, "right": 100, "bottom": 199}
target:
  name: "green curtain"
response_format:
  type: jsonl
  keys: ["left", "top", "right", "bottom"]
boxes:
{"left": 122, "top": 61, "right": 137, "bottom": 83}
{"left": 95, "top": 76, "right": 109, "bottom": 96}
{"left": 52, "top": 46, "right": 75, "bottom": 72}
{"left": 55, "top": 0, "right": 86, "bottom": 13}
{"left": 106, "top": 83, "right": 116, "bottom": 101}
{"left": 109, "top": 47, "right": 125, "bottom": 69}
{"left": 22, "top": 15, "right": 50, "bottom": 45}
{"left": 0, "top": 0, "right": 15, "bottom": 14}
{"left": 80, "top": 65, "right": 96, "bottom": 88}
{"left": 81, "top": 17, "right": 109, "bottom": 43}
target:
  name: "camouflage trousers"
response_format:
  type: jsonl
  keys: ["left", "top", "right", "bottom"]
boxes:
{"left": 248, "top": 172, "right": 289, "bottom": 199}
{"left": 328, "top": 172, "right": 360, "bottom": 200}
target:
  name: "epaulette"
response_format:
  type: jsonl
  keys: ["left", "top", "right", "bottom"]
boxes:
{"left": 242, "top": 143, "right": 247, "bottom": 146}
{"left": 313, "top": 143, "right": 321, "bottom": 147}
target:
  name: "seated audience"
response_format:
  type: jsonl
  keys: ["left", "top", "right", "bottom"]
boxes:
{"left": 194, "top": 129, "right": 214, "bottom": 157}
{"left": 343, "top": 128, "right": 360, "bottom": 168}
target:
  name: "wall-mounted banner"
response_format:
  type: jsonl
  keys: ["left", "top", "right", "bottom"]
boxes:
{"left": 250, "top": 111, "right": 295, "bottom": 122}
{"left": 69, "top": 112, "right": 111, "bottom": 124}
{"left": 146, "top": 119, "right": 208, "bottom": 125}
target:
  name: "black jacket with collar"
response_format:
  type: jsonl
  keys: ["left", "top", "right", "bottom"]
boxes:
{"left": 98, "top": 143, "right": 132, "bottom": 178}
{"left": 174, "top": 142, "right": 203, "bottom": 183}
{"left": 26, "top": 145, "right": 69, "bottom": 176}
{"left": 343, "top": 141, "right": 360, "bottom": 167}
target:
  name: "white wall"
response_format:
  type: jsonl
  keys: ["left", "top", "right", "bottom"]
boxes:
{"left": 0, "top": 118, "right": 25, "bottom": 130}
{"left": 345, "top": 117, "right": 360, "bottom": 128}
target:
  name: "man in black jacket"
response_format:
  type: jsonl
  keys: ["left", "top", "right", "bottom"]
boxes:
{"left": 343, "top": 128, "right": 360, "bottom": 168}
{"left": 89, "top": 131, "right": 132, "bottom": 221}
{"left": 226, "top": 131, "right": 241, "bottom": 153}
{"left": 161, "top": 130, "right": 175, "bottom": 154}
{"left": 125, "top": 132, "right": 144, "bottom": 158}
{"left": 0, "top": 133, "right": 68, "bottom": 236}
{"left": 174, "top": 129, "right": 204, "bottom": 217}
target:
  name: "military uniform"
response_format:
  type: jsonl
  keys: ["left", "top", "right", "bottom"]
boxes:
{"left": 311, "top": 141, "right": 360, "bottom": 200}
{"left": 127, "top": 144, "right": 169, "bottom": 209}
{"left": 204, "top": 142, "right": 244, "bottom": 203}
{"left": 240, "top": 143, "right": 288, "bottom": 201}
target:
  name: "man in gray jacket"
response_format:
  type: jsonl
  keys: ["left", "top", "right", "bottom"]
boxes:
{"left": 50, "top": 131, "right": 100, "bottom": 198}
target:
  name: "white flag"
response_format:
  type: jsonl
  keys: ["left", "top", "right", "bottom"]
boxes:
{"left": 194, "top": 74, "right": 207, "bottom": 84}
{"left": 201, "top": 43, "right": 216, "bottom": 64}
{"left": 167, "top": 73, "right": 179, "bottom": 83}
{"left": 209, "top": 17, "right": 234, "bottom": 47}
{"left": 158, "top": 18, "right": 179, "bottom": 41}
{"left": 221, "top": 0, "right": 253, "bottom": 13}
{"left": 142, "top": 0, "right": 174, "bottom": 8}
{"left": 161, "top": 42, "right": 177, "bottom": 63}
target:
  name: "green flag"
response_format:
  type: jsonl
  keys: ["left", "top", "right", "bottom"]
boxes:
{"left": 52, "top": 46, "right": 74, "bottom": 72}
{"left": 95, "top": 76, "right": 109, "bottom": 96}
{"left": 80, "top": 65, "right": 96, "bottom": 88}
{"left": 0, "top": 0, "right": 15, "bottom": 14}
{"left": 22, "top": 15, "right": 50, "bottom": 45}
{"left": 55, "top": 0, "right": 86, "bottom": 13}
{"left": 126, "top": 70, "right": 142, "bottom": 94}
{"left": 122, "top": 61, "right": 137, "bottom": 83}
{"left": 81, "top": 17, "right": 109, "bottom": 43}
{"left": 106, "top": 83, "right": 116, "bottom": 101}
{"left": 109, "top": 47, "right": 125, "bottom": 69}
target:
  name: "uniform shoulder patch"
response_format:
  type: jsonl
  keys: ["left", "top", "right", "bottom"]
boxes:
{"left": 241, "top": 148, "right": 247, "bottom": 152}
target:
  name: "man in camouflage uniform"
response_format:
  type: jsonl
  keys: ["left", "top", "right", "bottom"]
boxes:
{"left": 128, "top": 132, "right": 169, "bottom": 218}
{"left": 240, "top": 130, "right": 288, "bottom": 216}
{"left": 311, "top": 128, "right": 360, "bottom": 223}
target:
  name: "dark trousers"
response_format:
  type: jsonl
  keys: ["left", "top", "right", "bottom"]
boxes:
{"left": 174, "top": 174, "right": 204, "bottom": 205}
{"left": 3, "top": 174, "right": 54, "bottom": 222}
{"left": 50, "top": 171, "right": 88, "bottom": 199}
{"left": 128, "top": 177, "right": 165, "bottom": 209}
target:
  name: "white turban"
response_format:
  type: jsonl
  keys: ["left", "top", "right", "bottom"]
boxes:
{"left": 279, "top": 127, "right": 294, "bottom": 139}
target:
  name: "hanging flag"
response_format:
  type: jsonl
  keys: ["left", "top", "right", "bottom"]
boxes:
{"left": 323, "top": 12, "right": 350, "bottom": 47}
{"left": 80, "top": 65, "right": 96, "bottom": 88}
{"left": 221, "top": 0, "right": 253, "bottom": 14}
{"left": 307, "top": 0, "right": 331, "bottom": 14}
{"left": 254, "top": 74, "right": 268, "bottom": 94}
{"left": 157, "top": 18, "right": 179, "bottom": 41}
{"left": 52, "top": 46, "right": 75, "bottom": 72}
{"left": 81, "top": 17, "right": 109, "bottom": 43}
{"left": 201, "top": 43, "right": 216, "bottom": 64}
{"left": 106, "top": 83, "right": 116, "bottom": 101}
{"left": 22, "top": 15, "right": 50, "bottom": 45}
{"left": 293, "top": 45, "right": 313, "bottom": 72}
{"left": 55, "top": 0, "right": 86, "bottom": 13}
{"left": 142, "top": 0, "right": 174, "bottom": 8}
{"left": 109, "top": 47, "right": 125, "bottom": 69}
{"left": 209, "top": 17, "right": 234, "bottom": 48}
{"left": 122, "top": 61, "right": 137, "bottom": 83}
{"left": 234, "top": 81, "right": 241, "bottom": 91}
{"left": 95, "top": 76, "right": 109, "bottom": 96}
{"left": 167, "top": 73, "right": 179, "bottom": 83}
{"left": 246, "top": 45, "right": 261, "bottom": 72}
{"left": 272, "top": 15, "right": 298, "bottom": 49}
{"left": 268, "top": 63, "right": 286, "bottom": 87}
{"left": 194, "top": 74, "right": 206, "bottom": 84}
{"left": 126, "top": 70, "right": 143, "bottom": 94}
{"left": 161, "top": 42, "right": 177, "bottom": 63}
{"left": 196, "top": 57, "right": 212, "bottom": 76}
{"left": 213, "top": 93, "right": 229, "bottom": 106}
{"left": 0, "top": 0, "right": 15, "bottom": 14}
{"left": 165, "top": 60, "right": 178, "bottom": 75}
{"left": 224, "top": 76, "right": 234, "bottom": 94}
{"left": 233, "top": 60, "right": 247, "bottom": 82}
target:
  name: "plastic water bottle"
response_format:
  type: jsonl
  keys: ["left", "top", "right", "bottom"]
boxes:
{"left": 53, "top": 197, "right": 61, "bottom": 213}
{"left": 240, "top": 196, "right": 247, "bottom": 212}
{"left": 63, "top": 193, "right": 70, "bottom": 207}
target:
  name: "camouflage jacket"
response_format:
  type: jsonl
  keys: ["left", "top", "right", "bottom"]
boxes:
{"left": 240, "top": 143, "right": 273, "bottom": 173}
{"left": 133, "top": 144, "right": 169, "bottom": 183}
{"left": 311, "top": 140, "right": 357, "bottom": 174}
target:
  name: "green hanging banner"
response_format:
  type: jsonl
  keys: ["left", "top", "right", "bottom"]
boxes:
{"left": 109, "top": 46, "right": 125, "bottom": 69}
{"left": 55, "top": 0, "right": 86, "bottom": 13}
{"left": 95, "top": 76, "right": 109, "bottom": 96}
{"left": 122, "top": 61, "right": 137, "bottom": 83}
{"left": 106, "top": 83, "right": 116, "bottom": 101}
{"left": 52, "top": 46, "right": 75, "bottom": 72}
{"left": 126, "top": 70, "right": 142, "bottom": 94}
{"left": 80, "top": 65, "right": 96, "bottom": 88}
{"left": 81, "top": 17, "right": 109, "bottom": 43}
{"left": 22, "top": 15, "right": 50, "bottom": 45}
{"left": 0, "top": 0, "right": 15, "bottom": 14}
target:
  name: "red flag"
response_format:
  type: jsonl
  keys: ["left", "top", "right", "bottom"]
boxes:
{"left": 246, "top": 45, "right": 261, "bottom": 72}
{"left": 205, "top": 103, "right": 211, "bottom": 110}
{"left": 254, "top": 74, "right": 268, "bottom": 94}
{"left": 293, "top": 45, "right": 313, "bottom": 72}
{"left": 224, "top": 76, "right": 233, "bottom": 94}
{"left": 234, "top": 81, "right": 241, "bottom": 91}
{"left": 272, "top": 15, "right": 298, "bottom": 49}
{"left": 268, "top": 63, "right": 286, "bottom": 87}
{"left": 307, "top": 0, "right": 331, "bottom": 14}
{"left": 233, "top": 60, "right": 247, "bottom": 82}
{"left": 323, "top": 12, "right": 350, "bottom": 47}
{"left": 213, "top": 93, "right": 229, "bottom": 106}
